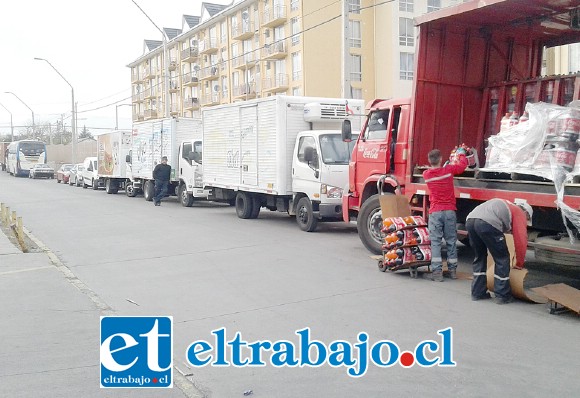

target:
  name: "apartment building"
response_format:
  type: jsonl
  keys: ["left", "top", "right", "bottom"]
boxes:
{"left": 127, "top": 0, "right": 478, "bottom": 122}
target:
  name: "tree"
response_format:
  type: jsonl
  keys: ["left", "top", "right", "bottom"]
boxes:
{"left": 78, "top": 125, "right": 93, "bottom": 140}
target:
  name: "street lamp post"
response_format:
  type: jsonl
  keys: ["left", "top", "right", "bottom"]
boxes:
{"left": 34, "top": 57, "right": 76, "bottom": 163}
{"left": 131, "top": 0, "right": 170, "bottom": 118}
{"left": 115, "top": 104, "right": 132, "bottom": 130}
{"left": 4, "top": 92, "right": 35, "bottom": 136}
{"left": 0, "top": 101, "right": 14, "bottom": 141}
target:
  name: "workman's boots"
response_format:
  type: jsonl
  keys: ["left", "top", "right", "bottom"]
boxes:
{"left": 448, "top": 269, "right": 457, "bottom": 280}
{"left": 424, "top": 269, "right": 444, "bottom": 282}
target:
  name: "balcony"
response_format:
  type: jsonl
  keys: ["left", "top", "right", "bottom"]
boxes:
{"left": 232, "top": 22, "right": 255, "bottom": 40}
{"left": 131, "top": 72, "right": 142, "bottom": 83}
{"left": 201, "top": 93, "right": 220, "bottom": 106}
{"left": 183, "top": 96, "right": 200, "bottom": 110}
{"left": 144, "top": 109, "right": 158, "bottom": 119}
{"left": 262, "top": 74, "right": 289, "bottom": 93}
{"left": 181, "top": 47, "right": 199, "bottom": 62}
{"left": 262, "top": 41, "right": 287, "bottom": 60}
{"left": 169, "top": 58, "right": 178, "bottom": 71}
{"left": 170, "top": 103, "right": 180, "bottom": 115}
{"left": 143, "top": 67, "right": 157, "bottom": 80}
{"left": 169, "top": 80, "right": 179, "bottom": 92}
{"left": 183, "top": 73, "right": 199, "bottom": 87}
{"left": 232, "top": 51, "right": 258, "bottom": 69}
{"left": 132, "top": 92, "right": 144, "bottom": 102}
{"left": 199, "top": 37, "right": 219, "bottom": 54}
{"left": 199, "top": 65, "right": 220, "bottom": 81}
{"left": 144, "top": 88, "right": 157, "bottom": 99}
{"left": 233, "top": 83, "right": 257, "bottom": 99}
{"left": 132, "top": 111, "right": 142, "bottom": 122}
{"left": 263, "top": 6, "right": 287, "bottom": 28}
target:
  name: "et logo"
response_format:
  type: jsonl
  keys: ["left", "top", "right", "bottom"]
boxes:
{"left": 100, "top": 316, "right": 173, "bottom": 388}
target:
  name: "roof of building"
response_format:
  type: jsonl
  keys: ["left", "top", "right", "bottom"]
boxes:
{"left": 202, "top": 2, "right": 228, "bottom": 17}
{"left": 183, "top": 15, "right": 201, "bottom": 29}
{"left": 144, "top": 40, "right": 163, "bottom": 52}
{"left": 163, "top": 28, "right": 182, "bottom": 40}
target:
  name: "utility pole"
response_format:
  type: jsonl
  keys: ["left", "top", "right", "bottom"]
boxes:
{"left": 0, "top": 102, "right": 14, "bottom": 141}
{"left": 341, "top": 0, "right": 351, "bottom": 98}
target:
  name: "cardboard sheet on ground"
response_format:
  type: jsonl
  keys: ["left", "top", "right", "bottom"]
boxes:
{"left": 531, "top": 283, "right": 580, "bottom": 314}
{"left": 486, "top": 234, "right": 548, "bottom": 303}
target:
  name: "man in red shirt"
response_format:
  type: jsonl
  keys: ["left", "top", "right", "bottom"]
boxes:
{"left": 423, "top": 148, "right": 468, "bottom": 281}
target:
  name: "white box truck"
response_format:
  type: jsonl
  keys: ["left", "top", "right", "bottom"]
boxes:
{"left": 128, "top": 117, "right": 208, "bottom": 202}
{"left": 96, "top": 130, "right": 132, "bottom": 194}
{"left": 202, "top": 95, "right": 364, "bottom": 231}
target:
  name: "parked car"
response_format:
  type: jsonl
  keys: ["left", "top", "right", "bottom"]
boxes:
{"left": 56, "top": 164, "right": 74, "bottom": 184}
{"left": 68, "top": 163, "right": 84, "bottom": 187}
{"left": 80, "top": 157, "right": 102, "bottom": 189}
{"left": 29, "top": 164, "right": 54, "bottom": 179}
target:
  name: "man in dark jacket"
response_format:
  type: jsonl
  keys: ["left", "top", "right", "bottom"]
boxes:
{"left": 153, "top": 156, "right": 171, "bottom": 206}
{"left": 466, "top": 199, "right": 532, "bottom": 304}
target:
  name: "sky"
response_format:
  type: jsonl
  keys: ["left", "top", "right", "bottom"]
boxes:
{"left": 0, "top": 0, "right": 231, "bottom": 136}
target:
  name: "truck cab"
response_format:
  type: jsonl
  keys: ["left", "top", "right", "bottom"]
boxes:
{"left": 177, "top": 139, "right": 209, "bottom": 207}
{"left": 292, "top": 130, "right": 358, "bottom": 231}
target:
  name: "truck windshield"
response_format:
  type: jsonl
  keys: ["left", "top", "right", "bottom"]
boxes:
{"left": 319, "top": 134, "right": 358, "bottom": 165}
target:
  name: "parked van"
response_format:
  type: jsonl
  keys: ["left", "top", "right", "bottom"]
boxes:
{"left": 80, "top": 157, "right": 101, "bottom": 190}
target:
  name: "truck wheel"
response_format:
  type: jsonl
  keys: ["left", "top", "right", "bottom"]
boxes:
{"left": 143, "top": 180, "right": 154, "bottom": 201}
{"left": 296, "top": 197, "right": 318, "bottom": 232}
{"left": 235, "top": 192, "right": 254, "bottom": 219}
{"left": 57, "top": 177, "right": 61, "bottom": 183}
{"left": 125, "top": 182, "right": 138, "bottom": 197}
{"left": 358, "top": 194, "right": 385, "bottom": 255}
{"left": 105, "top": 179, "right": 118, "bottom": 194}
{"left": 179, "top": 184, "right": 194, "bottom": 207}
{"left": 250, "top": 195, "right": 261, "bottom": 219}
{"left": 92, "top": 178, "right": 99, "bottom": 190}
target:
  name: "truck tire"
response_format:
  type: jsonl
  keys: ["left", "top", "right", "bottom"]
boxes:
{"left": 358, "top": 194, "right": 385, "bottom": 255}
{"left": 250, "top": 194, "right": 261, "bottom": 219}
{"left": 125, "top": 182, "right": 138, "bottom": 197}
{"left": 143, "top": 180, "right": 154, "bottom": 201}
{"left": 92, "top": 178, "right": 99, "bottom": 190}
{"left": 179, "top": 184, "right": 194, "bottom": 207}
{"left": 235, "top": 192, "right": 254, "bottom": 219}
{"left": 57, "top": 177, "right": 61, "bottom": 183}
{"left": 105, "top": 179, "right": 118, "bottom": 194}
{"left": 296, "top": 197, "right": 318, "bottom": 232}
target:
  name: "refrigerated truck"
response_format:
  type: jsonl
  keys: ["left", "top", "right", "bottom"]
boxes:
{"left": 202, "top": 95, "right": 364, "bottom": 231}
{"left": 128, "top": 117, "right": 208, "bottom": 202}
{"left": 96, "top": 130, "right": 132, "bottom": 194}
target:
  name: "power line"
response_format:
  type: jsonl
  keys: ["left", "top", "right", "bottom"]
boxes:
{"left": 78, "top": 0, "right": 395, "bottom": 115}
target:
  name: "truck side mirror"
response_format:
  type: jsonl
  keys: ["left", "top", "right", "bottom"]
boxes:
{"left": 304, "top": 146, "right": 315, "bottom": 163}
{"left": 188, "top": 152, "right": 202, "bottom": 163}
{"left": 125, "top": 155, "right": 131, "bottom": 163}
{"left": 342, "top": 120, "right": 352, "bottom": 142}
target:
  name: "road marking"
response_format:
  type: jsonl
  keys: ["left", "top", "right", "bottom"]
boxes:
{"left": 0, "top": 265, "right": 52, "bottom": 276}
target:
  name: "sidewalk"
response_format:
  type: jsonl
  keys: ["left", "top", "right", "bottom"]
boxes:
{"left": 0, "top": 228, "right": 185, "bottom": 397}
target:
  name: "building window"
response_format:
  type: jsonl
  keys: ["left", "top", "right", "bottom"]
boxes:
{"left": 351, "top": 88, "right": 362, "bottom": 99}
{"left": 221, "top": 76, "right": 228, "bottom": 98}
{"left": 291, "top": 0, "right": 299, "bottom": 11}
{"left": 399, "top": 0, "right": 413, "bottom": 12}
{"left": 292, "top": 87, "right": 302, "bottom": 96}
{"left": 348, "top": 0, "right": 361, "bottom": 14}
{"left": 292, "top": 52, "right": 302, "bottom": 81}
{"left": 399, "top": 18, "right": 414, "bottom": 46}
{"left": 291, "top": 17, "right": 300, "bottom": 45}
{"left": 400, "top": 52, "right": 414, "bottom": 80}
{"left": 427, "top": 0, "right": 441, "bottom": 12}
{"left": 221, "top": 21, "right": 227, "bottom": 43}
{"left": 350, "top": 55, "right": 362, "bottom": 82}
{"left": 349, "top": 20, "right": 361, "bottom": 48}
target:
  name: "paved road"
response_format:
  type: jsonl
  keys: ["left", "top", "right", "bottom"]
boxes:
{"left": 0, "top": 171, "right": 578, "bottom": 397}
